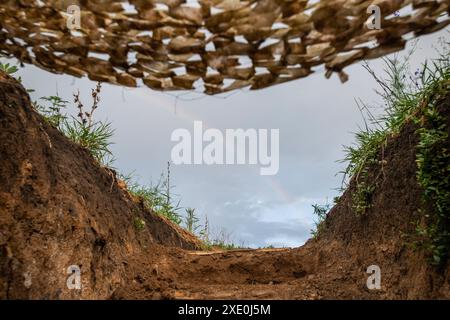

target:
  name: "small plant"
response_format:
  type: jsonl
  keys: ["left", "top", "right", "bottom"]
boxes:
{"left": 184, "top": 208, "right": 201, "bottom": 234}
{"left": 65, "top": 83, "right": 115, "bottom": 166}
{"left": 34, "top": 96, "right": 69, "bottom": 128}
{"left": 209, "top": 228, "right": 238, "bottom": 249}
{"left": 199, "top": 215, "right": 210, "bottom": 243}
{"left": 208, "top": 241, "right": 241, "bottom": 250}
{"left": 128, "top": 182, "right": 159, "bottom": 210}
{"left": 133, "top": 217, "right": 146, "bottom": 231}
{"left": 127, "top": 163, "right": 182, "bottom": 225}
{"left": 333, "top": 196, "right": 341, "bottom": 204}
{"left": 156, "top": 162, "right": 182, "bottom": 225}
{"left": 127, "top": 172, "right": 242, "bottom": 248}
{"left": 1, "top": 60, "right": 35, "bottom": 92}
{"left": 351, "top": 179, "right": 375, "bottom": 216}
{"left": 195, "top": 215, "right": 242, "bottom": 250}
{"left": 201, "top": 227, "right": 243, "bottom": 250}
{"left": 33, "top": 83, "right": 115, "bottom": 167}
{"left": 310, "top": 203, "right": 331, "bottom": 239}
{"left": 0, "top": 62, "right": 18, "bottom": 75}
{"left": 0, "top": 61, "right": 29, "bottom": 86}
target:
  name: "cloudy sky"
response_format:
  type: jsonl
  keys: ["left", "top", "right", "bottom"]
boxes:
{"left": 7, "top": 28, "right": 448, "bottom": 248}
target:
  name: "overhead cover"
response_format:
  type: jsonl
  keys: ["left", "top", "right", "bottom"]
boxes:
{"left": 0, "top": 0, "right": 448, "bottom": 94}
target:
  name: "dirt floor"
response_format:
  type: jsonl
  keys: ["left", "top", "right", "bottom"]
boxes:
{"left": 0, "top": 71, "right": 449, "bottom": 300}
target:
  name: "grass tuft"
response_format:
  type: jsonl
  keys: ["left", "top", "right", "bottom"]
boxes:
{"left": 32, "top": 83, "right": 115, "bottom": 167}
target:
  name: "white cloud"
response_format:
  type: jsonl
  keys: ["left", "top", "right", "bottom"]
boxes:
{"left": 8, "top": 28, "right": 448, "bottom": 248}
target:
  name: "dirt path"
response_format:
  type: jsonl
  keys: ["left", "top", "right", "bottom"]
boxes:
{"left": 112, "top": 243, "right": 382, "bottom": 300}
{"left": 170, "top": 248, "right": 312, "bottom": 300}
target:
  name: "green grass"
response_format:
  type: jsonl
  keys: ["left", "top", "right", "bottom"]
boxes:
{"left": 201, "top": 241, "right": 242, "bottom": 251}
{"left": 0, "top": 60, "right": 34, "bottom": 92}
{"left": 34, "top": 96, "right": 69, "bottom": 128}
{"left": 340, "top": 39, "right": 450, "bottom": 265}
{"left": 133, "top": 217, "right": 146, "bottom": 231}
{"left": 413, "top": 81, "right": 450, "bottom": 266}
{"left": 125, "top": 163, "right": 183, "bottom": 225}
{"left": 1, "top": 61, "right": 114, "bottom": 166}
{"left": 184, "top": 207, "right": 201, "bottom": 234}
{"left": 32, "top": 83, "right": 115, "bottom": 167}
{"left": 310, "top": 203, "right": 331, "bottom": 239}
{"left": 124, "top": 168, "right": 245, "bottom": 249}
{"left": 0, "top": 62, "right": 18, "bottom": 75}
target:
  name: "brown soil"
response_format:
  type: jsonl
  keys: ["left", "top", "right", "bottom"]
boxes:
{"left": 0, "top": 72, "right": 449, "bottom": 300}
{"left": 0, "top": 72, "right": 200, "bottom": 299}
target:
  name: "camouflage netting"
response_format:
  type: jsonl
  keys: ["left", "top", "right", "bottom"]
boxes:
{"left": 0, "top": 0, "right": 449, "bottom": 94}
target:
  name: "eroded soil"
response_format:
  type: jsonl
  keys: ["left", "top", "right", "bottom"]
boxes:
{"left": 0, "top": 72, "right": 449, "bottom": 300}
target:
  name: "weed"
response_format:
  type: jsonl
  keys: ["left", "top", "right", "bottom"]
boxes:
{"left": 133, "top": 217, "right": 146, "bottom": 231}
{"left": 351, "top": 178, "right": 375, "bottom": 216}
{"left": 196, "top": 216, "right": 244, "bottom": 250}
{"left": 0, "top": 62, "right": 18, "bottom": 75}
{"left": 341, "top": 38, "right": 449, "bottom": 265}
{"left": 414, "top": 83, "right": 450, "bottom": 266}
{"left": 34, "top": 96, "right": 68, "bottom": 128}
{"left": 310, "top": 203, "right": 331, "bottom": 239}
{"left": 208, "top": 242, "right": 241, "bottom": 250}
{"left": 156, "top": 162, "right": 182, "bottom": 225}
{"left": 66, "top": 83, "right": 114, "bottom": 166}
{"left": 184, "top": 208, "right": 201, "bottom": 234}
{"left": 127, "top": 163, "right": 182, "bottom": 225}
{"left": 32, "top": 83, "right": 115, "bottom": 166}
{"left": 333, "top": 196, "right": 341, "bottom": 205}
{"left": 0, "top": 60, "right": 37, "bottom": 93}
